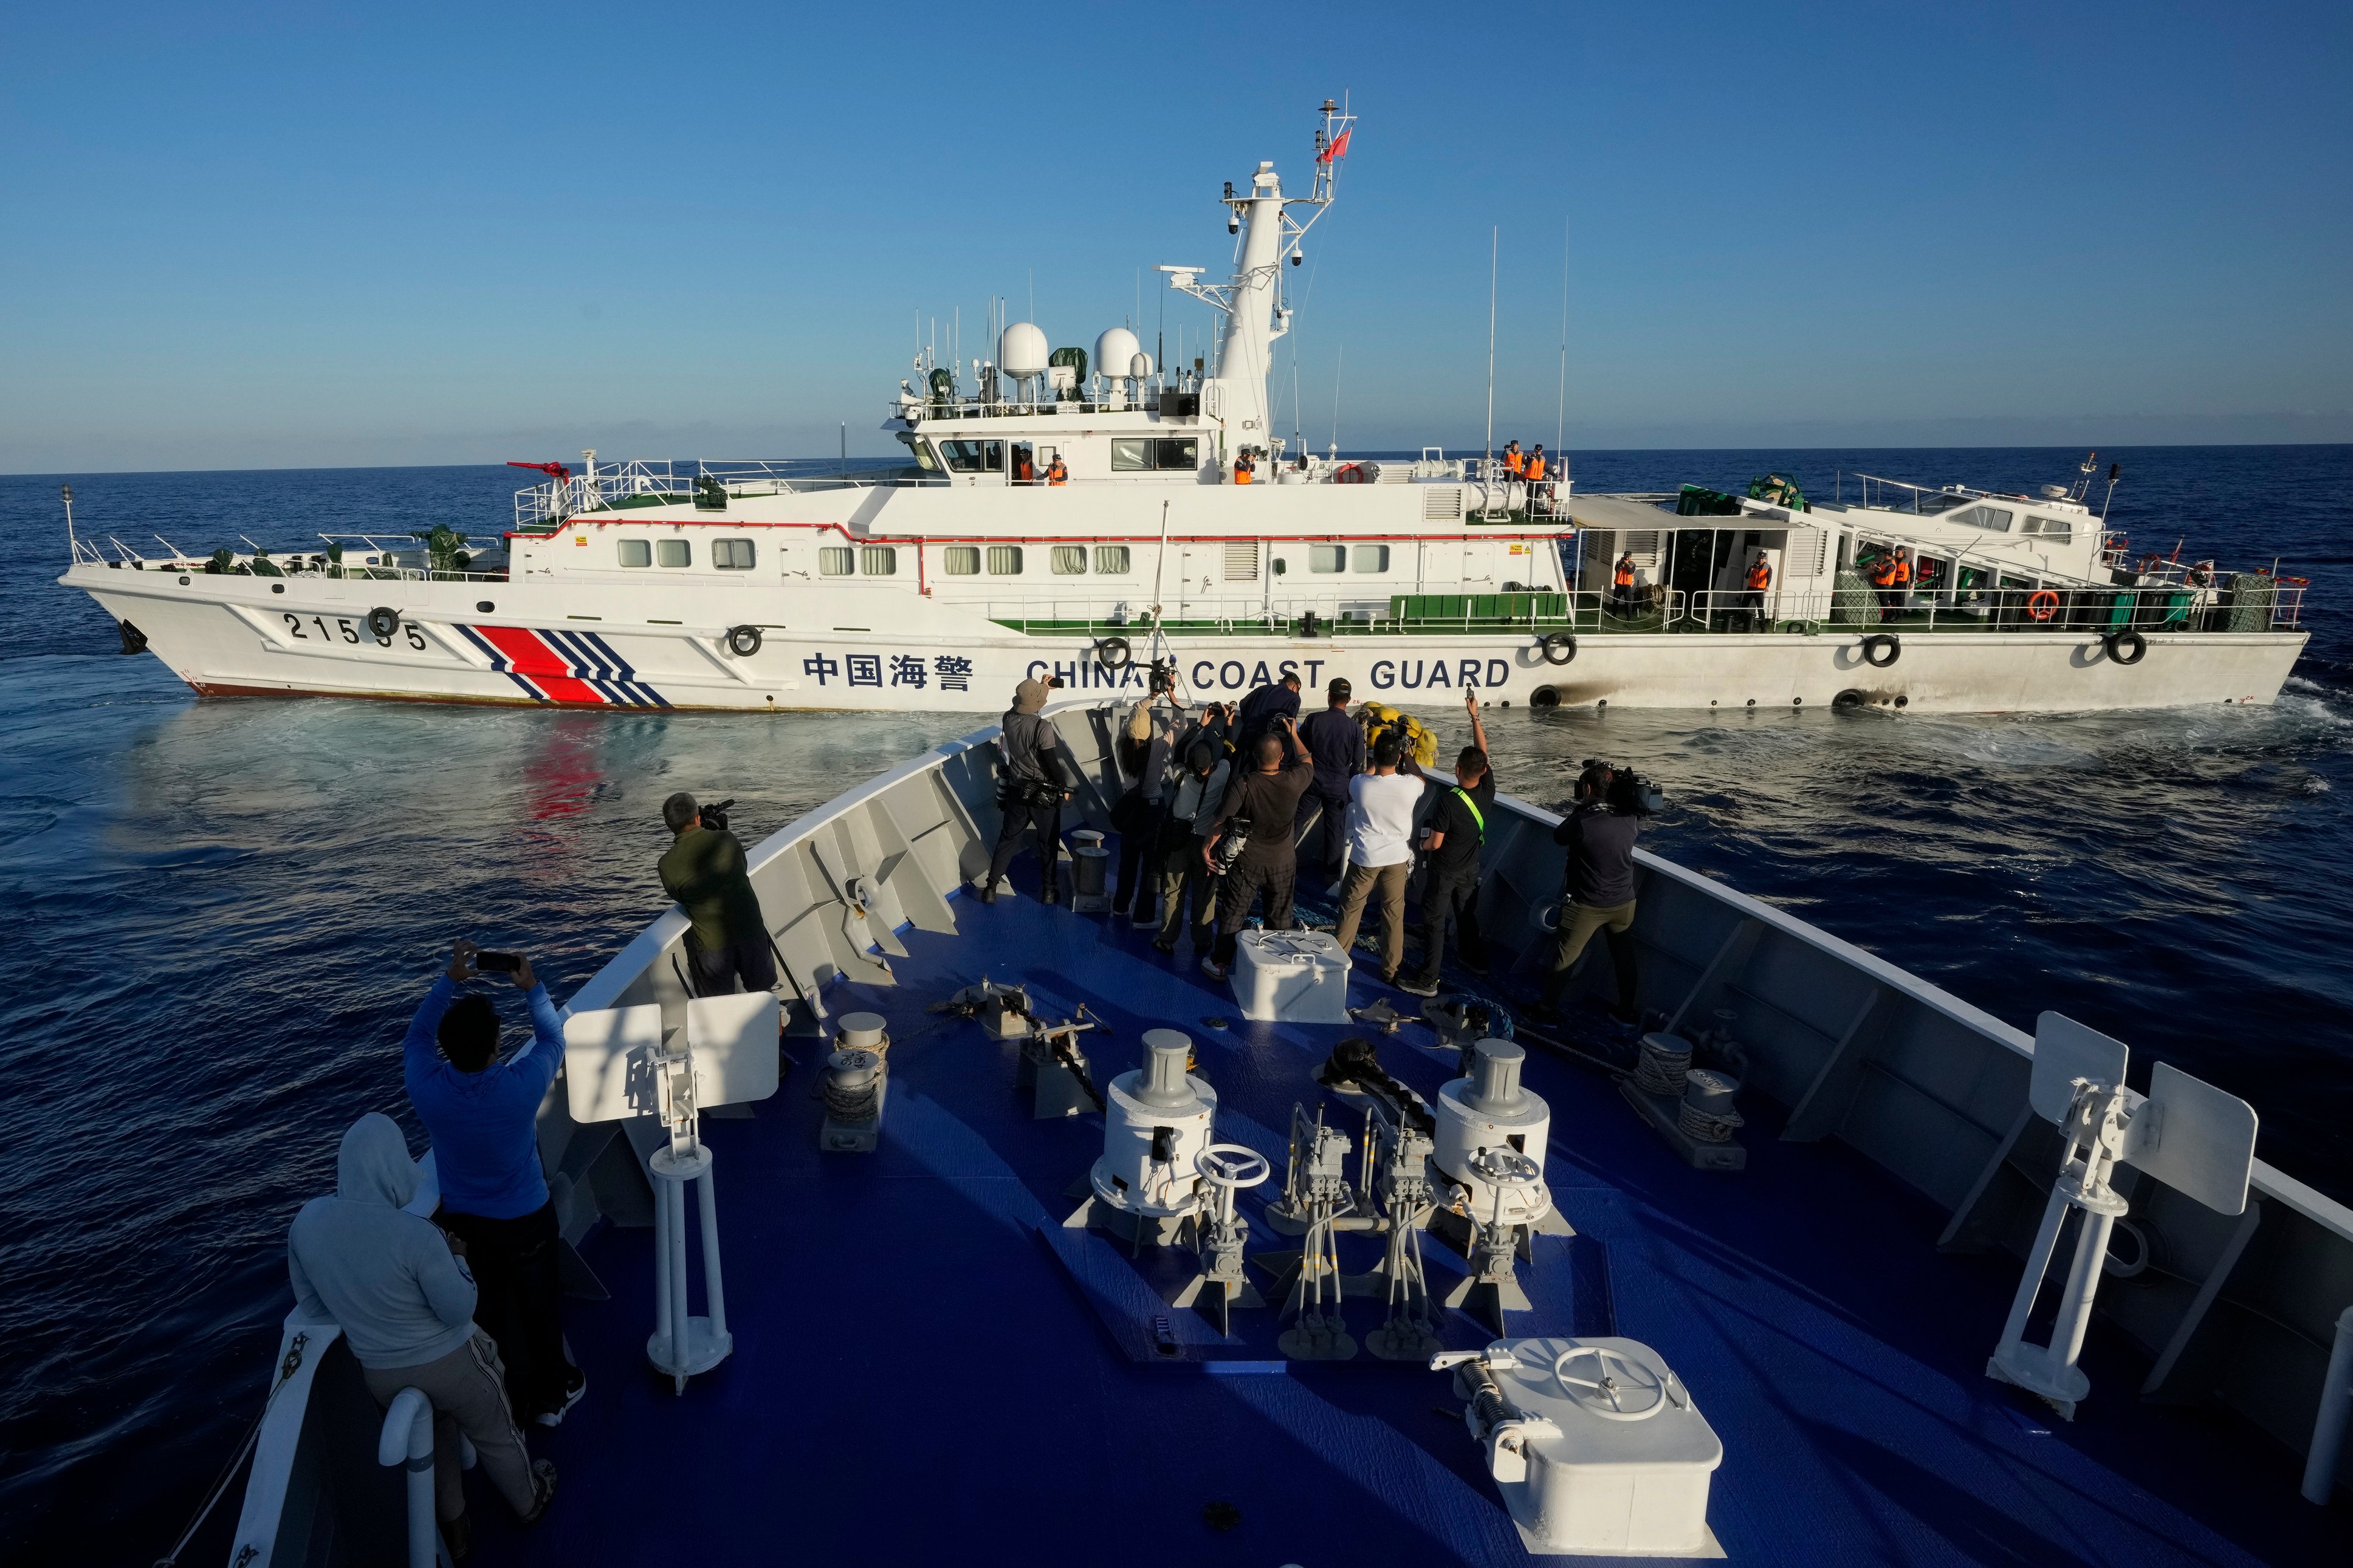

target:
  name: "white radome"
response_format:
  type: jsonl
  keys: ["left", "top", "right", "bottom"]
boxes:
{"left": 1094, "top": 327, "right": 1141, "bottom": 386}
{"left": 999, "top": 321, "right": 1049, "bottom": 377}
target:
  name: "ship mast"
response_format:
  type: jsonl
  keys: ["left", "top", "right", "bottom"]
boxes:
{"left": 1161, "top": 97, "right": 1355, "bottom": 462}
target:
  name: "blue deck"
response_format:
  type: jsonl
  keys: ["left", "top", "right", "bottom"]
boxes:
{"left": 484, "top": 866, "right": 2327, "bottom": 1567}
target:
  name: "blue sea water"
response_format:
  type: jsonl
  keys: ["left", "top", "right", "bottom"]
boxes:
{"left": 1, "top": 447, "right": 2347, "bottom": 1557}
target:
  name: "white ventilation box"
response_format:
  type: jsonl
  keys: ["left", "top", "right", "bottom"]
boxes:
{"left": 1474, "top": 1337, "right": 1723, "bottom": 1557}
{"left": 1229, "top": 930, "right": 1352, "bottom": 1023}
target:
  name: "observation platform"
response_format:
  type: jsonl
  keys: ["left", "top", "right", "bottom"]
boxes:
{"left": 481, "top": 864, "right": 2328, "bottom": 1567}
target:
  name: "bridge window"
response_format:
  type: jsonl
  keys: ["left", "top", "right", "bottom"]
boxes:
{"left": 860, "top": 546, "right": 896, "bottom": 575}
{"left": 617, "top": 539, "right": 651, "bottom": 567}
{"left": 656, "top": 539, "right": 691, "bottom": 567}
{"left": 1352, "top": 544, "right": 1391, "bottom": 573}
{"left": 988, "top": 546, "right": 1024, "bottom": 575}
{"left": 1950, "top": 505, "right": 2015, "bottom": 533}
{"left": 713, "top": 538, "right": 756, "bottom": 570}
{"left": 2021, "top": 516, "right": 2073, "bottom": 544}
{"left": 939, "top": 439, "right": 1004, "bottom": 474}
{"left": 942, "top": 546, "right": 980, "bottom": 575}
{"left": 1310, "top": 544, "right": 1347, "bottom": 573}
{"left": 1094, "top": 545, "right": 1130, "bottom": 574}
{"left": 819, "top": 547, "right": 854, "bottom": 576}
{"left": 1111, "top": 437, "right": 1200, "bottom": 471}
{"left": 1051, "top": 546, "right": 1087, "bottom": 575}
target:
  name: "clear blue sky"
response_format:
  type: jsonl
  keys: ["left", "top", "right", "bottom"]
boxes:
{"left": 5, "top": 1, "right": 2348, "bottom": 471}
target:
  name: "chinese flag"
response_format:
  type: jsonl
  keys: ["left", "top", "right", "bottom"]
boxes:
{"left": 1320, "top": 126, "right": 1352, "bottom": 163}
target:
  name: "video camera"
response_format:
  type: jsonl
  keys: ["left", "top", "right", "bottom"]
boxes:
{"left": 1579, "top": 759, "right": 1664, "bottom": 817}
{"left": 700, "top": 798, "right": 737, "bottom": 833}
{"left": 1148, "top": 657, "right": 1178, "bottom": 697}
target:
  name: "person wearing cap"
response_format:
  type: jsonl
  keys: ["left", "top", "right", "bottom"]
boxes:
{"left": 981, "top": 677, "right": 1069, "bottom": 904}
{"left": 659, "top": 793, "right": 775, "bottom": 994}
{"left": 1295, "top": 677, "right": 1365, "bottom": 887}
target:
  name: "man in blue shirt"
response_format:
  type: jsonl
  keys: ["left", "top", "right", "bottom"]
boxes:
{"left": 405, "top": 939, "right": 586, "bottom": 1427}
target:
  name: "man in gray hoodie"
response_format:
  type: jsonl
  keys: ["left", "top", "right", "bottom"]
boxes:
{"left": 289, "top": 1113, "right": 555, "bottom": 1545}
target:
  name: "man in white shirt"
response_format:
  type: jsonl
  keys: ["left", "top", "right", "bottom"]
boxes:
{"left": 1330, "top": 733, "right": 1423, "bottom": 982}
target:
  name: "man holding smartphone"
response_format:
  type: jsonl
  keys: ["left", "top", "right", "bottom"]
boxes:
{"left": 404, "top": 939, "right": 587, "bottom": 1428}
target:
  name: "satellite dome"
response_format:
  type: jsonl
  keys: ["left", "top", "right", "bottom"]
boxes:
{"left": 1095, "top": 327, "right": 1141, "bottom": 384}
{"left": 1000, "top": 322, "right": 1049, "bottom": 377}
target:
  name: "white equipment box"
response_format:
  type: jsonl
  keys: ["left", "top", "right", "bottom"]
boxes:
{"left": 1470, "top": 1336, "right": 1723, "bottom": 1558}
{"left": 563, "top": 993, "right": 781, "bottom": 1124}
{"left": 1229, "top": 930, "right": 1352, "bottom": 1023}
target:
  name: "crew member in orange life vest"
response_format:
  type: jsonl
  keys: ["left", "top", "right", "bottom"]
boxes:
{"left": 1014, "top": 451, "right": 1035, "bottom": 484}
{"left": 1045, "top": 455, "right": 1068, "bottom": 486}
{"left": 1611, "top": 550, "right": 1638, "bottom": 615}
{"left": 1525, "top": 445, "right": 1548, "bottom": 484}
{"left": 1501, "top": 440, "right": 1524, "bottom": 476}
{"left": 1869, "top": 548, "right": 1911, "bottom": 620}
{"left": 1232, "top": 448, "right": 1256, "bottom": 485}
{"left": 1741, "top": 552, "right": 1772, "bottom": 629}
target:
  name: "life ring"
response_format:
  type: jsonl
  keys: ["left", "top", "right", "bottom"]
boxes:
{"left": 725, "top": 624, "right": 763, "bottom": 658}
{"left": 1094, "top": 635, "right": 1132, "bottom": 669}
{"left": 365, "top": 606, "right": 402, "bottom": 640}
{"left": 1539, "top": 631, "right": 1577, "bottom": 665}
{"left": 2025, "top": 590, "right": 2061, "bottom": 622}
{"left": 2105, "top": 629, "right": 2148, "bottom": 665}
{"left": 1333, "top": 462, "right": 1367, "bottom": 484}
{"left": 1861, "top": 634, "right": 1901, "bottom": 668}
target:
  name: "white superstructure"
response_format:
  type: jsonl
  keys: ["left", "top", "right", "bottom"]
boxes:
{"left": 59, "top": 104, "right": 2307, "bottom": 716}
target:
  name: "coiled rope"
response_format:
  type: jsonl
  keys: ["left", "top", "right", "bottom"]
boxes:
{"left": 1677, "top": 1100, "right": 1745, "bottom": 1144}
{"left": 822, "top": 1050, "right": 884, "bottom": 1123}
{"left": 1632, "top": 1037, "right": 1691, "bottom": 1098}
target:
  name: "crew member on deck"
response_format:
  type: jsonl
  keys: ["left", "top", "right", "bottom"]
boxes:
{"left": 1525, "top": 445, "right": 1548, "bottom": 485}
{"left": 1869, "top": 550, "right": 1900, "bottom": 619}
{"left": 1612, "top": 550, "right": 1639, "bottom": 617}
{"left": 1045, "top": 455, "right": 1068, "bottom": 486}
{"left": 1013, "top": 450, "right": 1035, "bottom": 484}
{"left": 1742, "top": 552, "right": 1772, "bottom": 631}
{"left": 1199, "top": 717, "right": 1314, "bottom": 981}
{"left": 1233, "top": 448, "right": 1256, "bottom": 485}
{"left": 1502, "top": 440, "right": 1524, "bottom": 477}
{"left": 983, "top": 678, "right": 1068, "bottom": 904}
{"left": 1400, "top": 688, "right": 1494, "bottom": 998}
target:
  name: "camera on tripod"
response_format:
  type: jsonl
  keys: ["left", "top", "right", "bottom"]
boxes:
{"left": 1580, "top": 759, "right": 1664, "bottom": 817}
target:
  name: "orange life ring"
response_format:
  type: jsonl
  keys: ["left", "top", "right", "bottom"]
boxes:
{"left": 1333, "top": 462, "right": 1367, "bottom": 484}
{"left": 2025, "top": 589, "right": 2061, "bottom": 621}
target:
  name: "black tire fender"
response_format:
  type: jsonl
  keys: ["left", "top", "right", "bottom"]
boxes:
{"left": 365, "top": 606, "right": 402, "bottom": 640}
{"left": 1539, "top": 631, "right": 1577, "bottom": 666}
{"left": 1861, "top": 633, "right": 1901, "bottom": 668}
{"left": 725, "top": 624, "right": 763, "bottom": 658}
{"left": 1832, "top": 688, "right": 1867, "bottom": 709}
{"left": 2105, "top": 629, "right": 2148, "bottom": 665}
{"left": 1095, "top": 635, "right": 1132, "bottom": 669}
{"left": 1529, "top": 685, "right": 1562, "bottom": 708}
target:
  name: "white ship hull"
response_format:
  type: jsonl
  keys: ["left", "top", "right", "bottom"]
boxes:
{"left": 72, "top": 564, "right": 2305, "bottom": 715}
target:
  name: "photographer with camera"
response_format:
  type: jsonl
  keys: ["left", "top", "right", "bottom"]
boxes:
{"left": 1111, "top": 692, "right": 1184, "bottom": 924}
{"left": 1152, "top": 734, "right": 1230, "bottom": 955}
{"left": 1530, "top": 761, "right": 1649, "bottom": 1028}
{"left": 982, "top": 677, "right": 1070, "bottom": 905}
{"left": 659, "top": 793, "right": 776, "bottom": 994}
{"left": 404, "top": 939, "right": 586, "bottom": 1429}
{"left": 1198, "top": 715, "right": 1314, "bottom": 981}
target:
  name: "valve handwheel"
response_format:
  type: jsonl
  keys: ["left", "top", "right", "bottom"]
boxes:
{"left": 1198, "top": 1143, "right": 1271, "bottom": 1190}
{"left": 1470, "top": 1146, "right": 1542, "bottom": 1189}
{"left": 1551, "top": 1344, "right": 1671, "bottom": 1421}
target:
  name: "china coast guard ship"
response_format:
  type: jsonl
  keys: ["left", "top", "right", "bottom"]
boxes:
{"left": 61, "top": 103, "right": 2309, "bottom": 715}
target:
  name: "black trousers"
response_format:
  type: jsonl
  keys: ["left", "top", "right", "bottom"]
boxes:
{"left": 1211, "top": 853, "right": 1297, "bottom": 964}
{"left": 987, "top": 794, "right": 1062, "bottom": 895}
{"left": 1296, "top": 787, "right": 1350, "bottom": 882}
{"left": 1404, "top": 868, "right": 1487, "bottom": 987}
{"left": 436, "top": 1199, "right": 577, "bottom": 1420}
{"left": 687, "top": 931, "right": 777, "bottom": 995}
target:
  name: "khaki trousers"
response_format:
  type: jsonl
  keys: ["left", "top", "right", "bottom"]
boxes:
{"left": 1332, "top": 860, "right": 1412, "bottom": 978}
{"left": 362, "top": 1329, "right": 539, "bottom": 1521}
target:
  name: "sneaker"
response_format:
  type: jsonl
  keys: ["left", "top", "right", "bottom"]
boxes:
{"left": 976, "top": 880, "right": 997, "bottom": 905}
{"left": 1397, "top": 975, "right": 1441, "bottom": 998}
{"left": 518, "top": 1459, "right": 560, "bottom": 1525}
{"left": 1199, "top": 957, "right": 1231, "bottom": 981}
{"left": 534, "top": 1367, "right": 587, "bottom": 1428}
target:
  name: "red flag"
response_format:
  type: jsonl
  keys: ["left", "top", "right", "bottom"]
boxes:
{"left": 1319, "top": 126, "right": 1352, "bottom": 163}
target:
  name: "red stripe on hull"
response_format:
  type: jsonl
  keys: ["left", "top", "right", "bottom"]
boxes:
{"left": 184, "top": 679, "right": 753, "bottom": 711}
{"left": 473, "top": 625, "right": 605, "bottom": 705}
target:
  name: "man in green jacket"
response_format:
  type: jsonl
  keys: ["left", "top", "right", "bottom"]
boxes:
{"left": 659, "top": 793, "right": 775, "bottom": 993}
